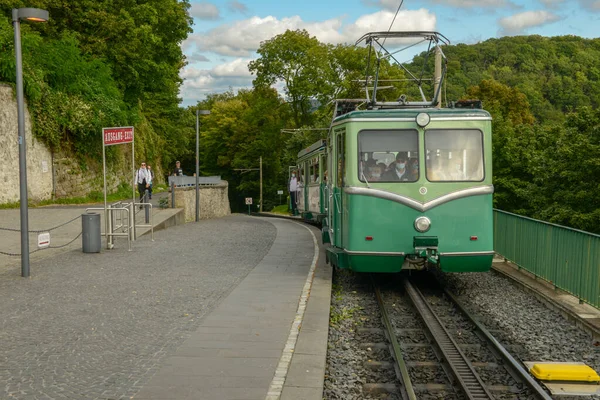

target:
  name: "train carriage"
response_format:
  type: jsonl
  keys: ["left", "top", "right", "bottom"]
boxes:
{"left": 323, "top": 107, "right": 494, "bottom": 273}
{"left": 318, "top": 31, "right": 494, "bottom": 274}
{"left": 295, "top": 139, "right": 328, "bottom": 223}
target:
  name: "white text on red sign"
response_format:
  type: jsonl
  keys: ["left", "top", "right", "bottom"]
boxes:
{"left": 103, "top": 127, "right": 134, "bottom": 146}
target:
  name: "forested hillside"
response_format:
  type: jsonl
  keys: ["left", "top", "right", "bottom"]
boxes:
{"left": 0, "top": 0, "right": 194, "bottom": 170}
{"left": 411, "top": 35, "right": 600, "bottom": 233}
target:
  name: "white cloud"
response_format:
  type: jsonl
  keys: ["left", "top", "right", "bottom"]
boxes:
{"left": 190, "top": 2, "right": 220, "bottom": 20}
{"left": 365, "top": 0, "right": 518, "bottom": 9}
{"left": 187, "top": 9, "right": 435, "bottom": 57}
{"left": 180, "top": 59, "right": 254, "bottom": 104}
{"left": 188, "top": 52, "right": 210, "bottom": 62}
{"left": 498, "top": 10, "right": 561, "bottom": 35}
{"left": 540, "top": 0, "right": 565, "bottom": 9}
{"left": 228, "top": 1, "right": 248, "bottom": 14}
{"left": 578, "top": 0, "right": 600, "bottom": 11}
{"left": 179, "top": 9, "right": 437, "bottom": 103}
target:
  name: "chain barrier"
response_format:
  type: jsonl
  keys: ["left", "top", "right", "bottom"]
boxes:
{"left": 0, "top": 214, "right": 81, "bottom": 234}
{"left": 0, "top": 214, "right": 83, "bottom": 256}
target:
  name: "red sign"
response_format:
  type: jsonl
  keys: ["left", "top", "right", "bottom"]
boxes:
{"left": 103, "top": 126, "right": 134, "bottom": 146}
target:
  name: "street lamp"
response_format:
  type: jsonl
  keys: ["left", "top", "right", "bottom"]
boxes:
{"left": 196, "top": 109, "right": 210, "bottom": 222}
{"left": 12, "top": 8, "right": 49, "bottom": 278}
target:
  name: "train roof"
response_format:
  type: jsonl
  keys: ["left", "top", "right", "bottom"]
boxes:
{"left": 332, "top": 107, "right": 492, "bottom": 124}
{"left": 297, "top": 139, "right": 326, "bottom": 159}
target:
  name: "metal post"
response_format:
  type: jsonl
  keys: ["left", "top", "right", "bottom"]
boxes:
{"left": 131, "top": 130, "right": 136, "bottom": 241}
{"left": 13, "top": 13, "right": 29, "bottom": 277}
{"left": 171, "top": 181, "right": 175, "bottom": 208}
{"left": 145, "top": 190, "right": 150, "bottom": 224}
{"left": 259, "top": 156, "right": 263, "bottom": 212}
{"left": 434, "top": 45, "right": 441, "bottom": 108}
{"left": 102, "top": 131, "right": 109, "bottom": 249}
{"left": 195, "top": 110, "right": 200, "bottom": 222}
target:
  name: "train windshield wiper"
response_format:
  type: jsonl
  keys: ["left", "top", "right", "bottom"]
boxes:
{"left": 361, "top": 171, "right": 371, "bottom": 188}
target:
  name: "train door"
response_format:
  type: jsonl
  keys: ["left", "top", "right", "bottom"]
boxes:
{"left": 320, "top": 153, "right": 328, "bottom": 215}
{"left": 333, "top": 130, "right": 345, "bottom": 247}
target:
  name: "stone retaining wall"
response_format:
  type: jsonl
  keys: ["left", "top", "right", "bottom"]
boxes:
{"left": 168, "top": 182, "right": 231, "bottom": 222}
{"left": 0, "top": 84, "right": 155, "bottom": 204}
{"left": 0, "top": 84, "right": 53, "bottom": 203}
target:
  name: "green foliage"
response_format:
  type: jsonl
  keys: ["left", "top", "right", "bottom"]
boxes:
{"left": 0, "top": 0, "right": 192, "bottom": 174}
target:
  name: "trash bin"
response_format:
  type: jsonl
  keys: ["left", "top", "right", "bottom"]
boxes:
{"left": 82, "top": 213, "right": 101, "bottom": 253}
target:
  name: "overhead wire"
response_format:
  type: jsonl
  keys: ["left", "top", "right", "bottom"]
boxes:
{"left": 381, "top": 0, "right": 404, "bottom": 48}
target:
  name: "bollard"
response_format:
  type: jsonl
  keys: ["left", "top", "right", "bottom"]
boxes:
{"left": 82, "top": 213, "right": 101, "bottom": 253}
{"left": 144, "top": 189, "right": 150, "bottom": 224}
{"left": 171, "top": 181, "right": 175, "bottom": 208}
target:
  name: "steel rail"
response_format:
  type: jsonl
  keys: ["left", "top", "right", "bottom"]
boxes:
{"left": 371, "top": 277, "right": 417, "bottom": 400}
{"left": 443, "top": 289, "right": 553, "bottom": 400}
{"left": 403, "top": 279, "right": 494, "bottom": 399}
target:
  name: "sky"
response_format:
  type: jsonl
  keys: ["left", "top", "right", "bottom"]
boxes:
{"left": 180, "top": 0, "right": 600, "bottom": 106}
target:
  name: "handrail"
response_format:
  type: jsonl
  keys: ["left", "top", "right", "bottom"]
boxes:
{"left": 494, "top": 210, "right": 600, "bottom": 308}
{"left": 134, "top": 202, "right": 154, "bottom": 241}
{"left": 86, "top": 207, "right": 132, "bottom": 251}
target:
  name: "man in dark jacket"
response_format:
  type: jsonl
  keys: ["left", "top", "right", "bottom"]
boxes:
{"left": 382, "top": 152, "right": 416, "bottom": 181}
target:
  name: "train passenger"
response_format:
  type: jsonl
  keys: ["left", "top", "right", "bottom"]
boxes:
{"left": 408, "top": 158, "right": 419, "bottom": 179}
{"left": 368, "top": 165, "right": 384, "bottom": 181}
{"left": 382, "top": 152, "right": 416, "bottom": 181}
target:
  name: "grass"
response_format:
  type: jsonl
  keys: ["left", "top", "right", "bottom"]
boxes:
{"left": 0, "top": 183, "right": 159, "bottom": 209}
{"left": 271, "top": 204, "right": 291, "bottom": 215}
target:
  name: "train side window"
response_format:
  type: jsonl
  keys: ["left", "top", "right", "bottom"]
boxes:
{"left": 321, "top": 154, "right": 328, "bottom": 183}
{"left": 424, "top": 129, "right": 484, "bottom": 182}
{"left": 358, "top": 130, "right": 418, "bottom": 183}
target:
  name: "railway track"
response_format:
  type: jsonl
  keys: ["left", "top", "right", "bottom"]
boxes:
{"left": 368, "top": 276, "right": 553, "bottom": 400}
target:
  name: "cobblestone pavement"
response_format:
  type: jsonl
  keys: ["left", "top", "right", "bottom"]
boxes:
{"left": 0, "top": 191, "right": 172, "bottom": 271}
{"left": 0, "top": 215, "right": 276, "bottom": 400}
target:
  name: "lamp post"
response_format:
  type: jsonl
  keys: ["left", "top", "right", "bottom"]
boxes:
{"left": 12, "top": 8, "right": 49, "bottom": 278}
{"left": 196, "top": 109, "right": 210, "bottom": 222}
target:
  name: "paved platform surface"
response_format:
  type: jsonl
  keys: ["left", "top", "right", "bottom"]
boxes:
{"left": 493, "top": 258, "right": 600, "bottom": 341}
{"left": 0, "top": 192, "right": 181, "bottom": 271}
{"left": 0, "top": 212, "right": 331, "bottom": 400}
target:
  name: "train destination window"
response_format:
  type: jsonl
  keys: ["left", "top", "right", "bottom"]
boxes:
{"left": 424, "top": 129, "right": 484, "bottom": 182}
{"left": 358, "top": 130, "right": 418, "bottom": 183}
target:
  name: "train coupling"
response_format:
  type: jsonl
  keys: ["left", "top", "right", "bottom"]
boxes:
{"left": 413, "top": 236, "right": 439, "bottom": 264}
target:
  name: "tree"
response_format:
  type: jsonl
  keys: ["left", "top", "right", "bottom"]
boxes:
{"left": 249, "top": 29, "right": 328, "bottom": 127}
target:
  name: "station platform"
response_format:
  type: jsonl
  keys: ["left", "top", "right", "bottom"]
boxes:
{"left": 0, "top": 211, "right": 331, "bottom": 400}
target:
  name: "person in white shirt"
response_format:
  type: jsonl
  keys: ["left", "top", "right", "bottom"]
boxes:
{"left": 136, "top": 162, "right": 151, "bottom": 202}
{"left": 289, "top": 171, "right": 298, "bottom": 215}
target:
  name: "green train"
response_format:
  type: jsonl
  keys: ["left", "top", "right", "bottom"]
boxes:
{"left": 295, "top": 32, "right": 494, "bottom": 273}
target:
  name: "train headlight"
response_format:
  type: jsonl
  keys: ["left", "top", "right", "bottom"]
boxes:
{"left": 416, "top": 112, "right": 430, "bottom": 127}
{"left": 414, "top": 216, "right": 431, "bottom": 233}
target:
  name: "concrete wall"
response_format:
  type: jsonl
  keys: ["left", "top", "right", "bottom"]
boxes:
{"left": 0, "top": 84, "right": 53, "bottom": 203}
{"left": 168, "top": 182, "right": 231, "bottom": 222}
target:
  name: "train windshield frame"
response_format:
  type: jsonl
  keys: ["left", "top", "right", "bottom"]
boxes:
{"left": 424, "top": 129, "right": 485, "bottom": 182}
{"left": 358, "top": 129, "right": 419, "bottom": 183}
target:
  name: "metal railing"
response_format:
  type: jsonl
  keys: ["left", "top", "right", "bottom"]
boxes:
{"left": 86, "top": 205, "right": 132, "bottom": 251}
{"left": 494, "top": 209, "right": 600, "bottom": 308}
{"left": 134, "top": 197, "right": 154, "bottom": 241}
{"left": 168, "top": 175, "right": 221, "bottom": 188}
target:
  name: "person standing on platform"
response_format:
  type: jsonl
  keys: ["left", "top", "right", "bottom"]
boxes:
{"left": 289, "top": 170, "right": 298, "bottom": 215}
{"left": 146, "top": 164, "right": 154, "bottom": 200}
{"left": 136, "top": 162, "right": 150, "bottom": 202}
{"left": 172, "top": 160, "right": 184, "bottom": 176}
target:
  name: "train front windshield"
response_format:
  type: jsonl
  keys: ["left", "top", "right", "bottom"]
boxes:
{"left": 425, "top": 129, "right": 484, "bottom": 182}
{"left": 358, "top": 130, "right": 419, "bottom": 183}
